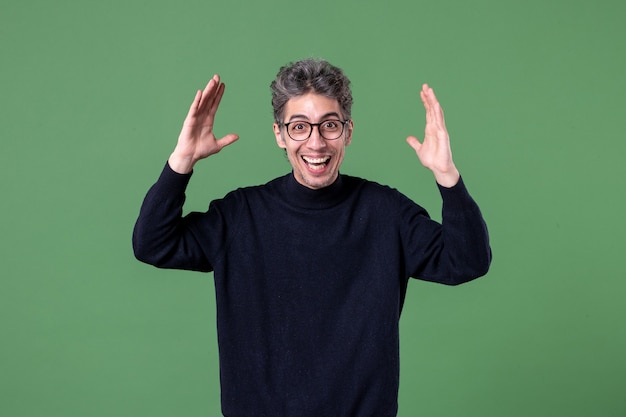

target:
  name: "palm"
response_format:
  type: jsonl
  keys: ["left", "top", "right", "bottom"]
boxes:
{"left": 170, "top": 75, "right": 239, "bottom": 173}
{"left": 406, "top": 84, "right": 459, "bottom": 187}
{"left": 179, "top": 102, "right": 221, "bottom": 160}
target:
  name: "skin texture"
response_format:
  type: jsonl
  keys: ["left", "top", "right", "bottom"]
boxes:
{"left": 168, "top": 75, "right": 239, "bottom": 174}
{"left": 406, "top": 84, "right": 460, "bottom": 188}
{"left": 168, "top": 75, "right": 459, "bottom": 188}
{"left": 272, "top": 93, "right": 353, "bottom": 190}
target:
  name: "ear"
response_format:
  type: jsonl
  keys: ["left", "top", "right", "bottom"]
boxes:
{"left": 274, "top": 123, "right": 286, "bottom": 149}
{"left": 344, "top": 120, "right": 354, "bottom": 146}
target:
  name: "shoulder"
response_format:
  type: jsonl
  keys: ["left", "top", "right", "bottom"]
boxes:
{"left": 341, "top": 174, "right": 409, "bottom": 201}
{"left": 214, "top": 174, "right": 290, "bottom": 204}
{"left": 340, "top": 174, "right": 428, "bottom": 214}
{"left": 233, "top": 174, "right": 289, "bottom": 195}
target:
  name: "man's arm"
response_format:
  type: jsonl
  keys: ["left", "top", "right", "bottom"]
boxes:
{"left": 133, "top": 75, "right": 238, "bottom": 270}
{"left": 404, "top": 84, "right": 491, "bottom": 283}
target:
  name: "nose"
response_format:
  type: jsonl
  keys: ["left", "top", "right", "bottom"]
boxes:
{"left": 306, "top": 126, "right": 327, "bottom": 149}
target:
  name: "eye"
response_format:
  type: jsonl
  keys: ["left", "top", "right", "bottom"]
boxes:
{"left": 291, "top": 122, "right": 309, "bottom": 131}
{"left": 322, "top": 120, "right": 340, "bottom": 130}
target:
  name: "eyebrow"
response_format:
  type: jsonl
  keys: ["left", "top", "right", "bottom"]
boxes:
{"left": 287, "top": 112, "right": 343, "bottom": 122}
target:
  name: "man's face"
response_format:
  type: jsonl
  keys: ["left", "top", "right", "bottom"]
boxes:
{"left": 273, "top": 93, "right": 353, "bottom": 190}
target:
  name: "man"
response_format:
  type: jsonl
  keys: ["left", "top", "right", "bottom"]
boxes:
{"left": 133, "top": 59, "right": 491, "bottom": 417}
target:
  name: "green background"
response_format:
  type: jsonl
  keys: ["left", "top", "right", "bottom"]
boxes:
{"left": 2, "top": 0, "right": 625, "bottom": 415}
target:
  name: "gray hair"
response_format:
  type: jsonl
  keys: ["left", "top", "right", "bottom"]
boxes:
{"left": 270, "top": 58, "right": 353, "bottom": 123}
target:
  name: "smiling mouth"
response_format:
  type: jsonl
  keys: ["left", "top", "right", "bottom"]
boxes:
{"left": 302, "top": 156, "right": 330, "bottom": 171}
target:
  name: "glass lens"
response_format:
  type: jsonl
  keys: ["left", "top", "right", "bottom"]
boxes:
{"left": 319, "top": 120, "right": 342, "bottom": 139}
{"left": 287, "top": 122, "right": 312, "bottom": 141}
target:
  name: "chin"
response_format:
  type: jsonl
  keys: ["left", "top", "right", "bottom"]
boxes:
{"left": 302, "top": 173, "right": 337, "bottom": 190}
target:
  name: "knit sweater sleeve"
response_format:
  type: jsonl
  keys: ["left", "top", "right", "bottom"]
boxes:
{"left": 132, "top": 162, "right": 230, "bottom": 272}
{"left": 403, "top": 177, "right": 491, "bottom": 285}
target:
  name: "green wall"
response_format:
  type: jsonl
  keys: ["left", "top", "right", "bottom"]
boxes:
{"left": 2, "top": 0, "right": 625, "bottom": 415}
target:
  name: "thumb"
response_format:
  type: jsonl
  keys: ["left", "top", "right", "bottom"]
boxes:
{"left": 216, "top": 133, "right": 240, "bottom": 151}
{"left": 406, "top": 136, "right": 422, "bottom": 153}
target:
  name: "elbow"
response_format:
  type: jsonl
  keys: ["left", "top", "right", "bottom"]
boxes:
{"left": 132, "top": 239, "right": 157, "bottom": 266}
{"left": 132, "top": 231, "right": 164, "bottom": 267}
{"left": 472, "top": 247, "right": 493, "bottom": 279}
{"left": 446, "top": 247, "right": 493, "bottom": 286}
{"left": 133, "top": 242, "right": 172, "bottom": 269}
{"left": 131, "top": 231, "right": 211, "bottom": 272}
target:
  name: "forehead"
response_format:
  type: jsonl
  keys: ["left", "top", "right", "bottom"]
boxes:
{"left": 283, "top": 93, "right": 342, "bottom": 120}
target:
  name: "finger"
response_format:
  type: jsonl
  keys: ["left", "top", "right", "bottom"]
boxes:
{"left": 420, "top": 84, "right": 435, "bottom": 128}
{"left": 202, "top": 74, "right": 220, "bottom": 95}
{"left": 406, "top": 136, "right": 422, "bottom": 152}
{"left": 197, "top": 75, "right": 222, "bottom": 112}
{"left": 208, "top": 81, "right": 226, "bottom": 119}
{"left": 420, "top": 84, "right": 430, "bottom": 108}
{"left": 186, "top": 89, "right": 203, "bottom": 117}
{"left": 200, "top": 78, "right": 227, "bottom": 121}
{"left": 421, "top": 84, "right": 446, "bottom": 133}
{"left": 425, "top": 85, "right": 445, "bottom": 124}
{"left": 216, "top": 133, "right": 240, "bottom": 151}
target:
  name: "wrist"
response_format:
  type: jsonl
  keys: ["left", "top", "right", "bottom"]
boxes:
{"left": 168, "top": 152, "right": 196, "bottom": 174}
{"left": 433, "top": 167, "right": 460, "bottom": 188}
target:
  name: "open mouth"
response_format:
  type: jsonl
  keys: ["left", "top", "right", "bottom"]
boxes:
{"left": 302, "top": 156, "right": 330, "bottom": 172}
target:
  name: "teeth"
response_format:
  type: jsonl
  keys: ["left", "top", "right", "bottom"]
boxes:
{"left": 303, "top": 156, "right": 330, "bottom": 164}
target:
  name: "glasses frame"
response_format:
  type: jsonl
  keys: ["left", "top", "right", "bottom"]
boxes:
{"left": 280, "top": 119, "right": 350, "bottom": 141}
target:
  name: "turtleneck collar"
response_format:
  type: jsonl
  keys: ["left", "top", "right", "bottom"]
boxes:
{"left": 277, "top": 171, "right": 347, "bottom": 210}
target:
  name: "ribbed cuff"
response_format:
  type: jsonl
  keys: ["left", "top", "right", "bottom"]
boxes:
{"left": 156, "top": 161, "right": 193, "bottom": 191}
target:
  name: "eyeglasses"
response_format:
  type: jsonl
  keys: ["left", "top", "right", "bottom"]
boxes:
{"left": 280, "top": 119, "right": 350, "bottom": 141}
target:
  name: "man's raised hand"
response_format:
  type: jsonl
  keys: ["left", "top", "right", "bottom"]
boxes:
{"left": 406, "top": 84, "right": 460, "bottom": 187}
{"left": 169, "top": 75, "right": 239, "bottom": 174}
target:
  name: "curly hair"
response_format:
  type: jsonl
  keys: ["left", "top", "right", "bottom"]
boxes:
{"left": 270, "top": 58, "right": 353, "bottom": 123}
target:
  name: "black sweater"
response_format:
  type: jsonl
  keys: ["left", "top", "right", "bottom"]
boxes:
{"left": 133, "top": 163, "right": 491, "bottom": 417}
